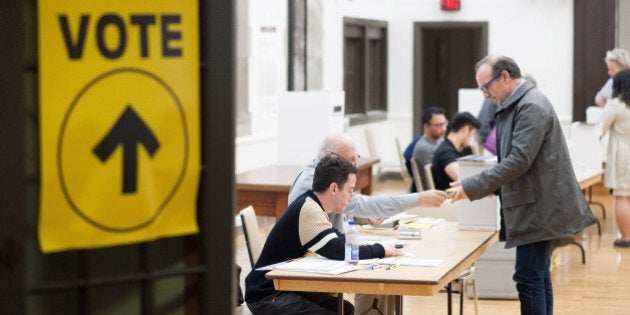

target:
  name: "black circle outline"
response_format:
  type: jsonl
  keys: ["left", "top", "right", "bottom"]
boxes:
{"left": 57, "top": 67, "right": 190, "bottom": 232}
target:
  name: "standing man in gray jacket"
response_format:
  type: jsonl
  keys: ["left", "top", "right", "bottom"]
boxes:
{"left": 451, "top": 55, "right": 597, "bottom": 315}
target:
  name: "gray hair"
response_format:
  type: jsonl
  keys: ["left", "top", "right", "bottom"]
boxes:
{"left": 605, "top": 48, "right": 630, "bottom": 68}
{"left": 317, "top": 133, "right": 353, "bottom": 158}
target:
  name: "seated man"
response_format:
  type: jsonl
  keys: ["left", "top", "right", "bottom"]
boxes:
{"left": 288, "top": 133, "right": 447, "bottom": 314}
{"left": 245, "top": 157, "right": 403, "bottom": 314}
{"left": 404, "top": 107, "right": 447, "bottom": 192}
{"left": 431, "top": 112, "right": 481, "bottom": 190}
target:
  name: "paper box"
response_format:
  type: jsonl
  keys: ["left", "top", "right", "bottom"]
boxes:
{"left": 457, "top": 155, "right": 500, "bottom": 231}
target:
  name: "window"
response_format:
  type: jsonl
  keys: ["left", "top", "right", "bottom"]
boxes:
{"left": 344, "top": 18, "right": 388, "bottom": 125}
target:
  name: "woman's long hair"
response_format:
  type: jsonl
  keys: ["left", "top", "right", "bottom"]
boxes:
{"left": 613, "top": 70, "right": 630, "bottom": 108}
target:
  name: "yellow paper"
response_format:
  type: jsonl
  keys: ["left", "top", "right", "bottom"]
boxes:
{"left": 38, "top": 0, "right": 199, "bottom": 252}
{"left": 404, "top": 222, "right": 433, "bottom": 230}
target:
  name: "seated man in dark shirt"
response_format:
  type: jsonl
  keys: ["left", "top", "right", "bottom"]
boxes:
{"left": 431, "top": 112, "right": 481, "bottom": 190}
{"left": 403, "top": 106, "right": 447, "bottom": 192}
{"left": 245, "top": 157, "right": 402, "bottom": 314}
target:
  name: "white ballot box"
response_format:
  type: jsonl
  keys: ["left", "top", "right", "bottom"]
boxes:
{"left": 456, "top": 155, "right": 500, "bottom": 231}
{"left": 570, "top": 121, "right": 604, "bottom": 172}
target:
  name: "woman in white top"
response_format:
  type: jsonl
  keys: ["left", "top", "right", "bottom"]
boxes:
{"left": 602, "top": 70, "right": 630, "bottom": 247}
{"left": 595, "top": 48, "right": 630, "bottom": 107}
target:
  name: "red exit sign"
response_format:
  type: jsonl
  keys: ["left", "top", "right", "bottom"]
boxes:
{"left": 441, "top": 0, "right": 460, "bottom": 11}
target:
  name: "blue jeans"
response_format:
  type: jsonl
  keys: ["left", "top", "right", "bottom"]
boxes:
{"left": 514, "top": 240, "right": 553, "bottom": 315}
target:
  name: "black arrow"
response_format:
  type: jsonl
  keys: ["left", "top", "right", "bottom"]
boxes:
{"left": 93, "top": 105, "right": 160, "bottom": 194}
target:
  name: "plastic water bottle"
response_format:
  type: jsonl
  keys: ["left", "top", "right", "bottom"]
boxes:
{"left": 345, "top": 221, "right": 360, "bottom": 264}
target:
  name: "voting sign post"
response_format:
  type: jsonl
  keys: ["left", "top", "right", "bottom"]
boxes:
{"left": 38, "top": 1, "right": 200, "bottom": 252}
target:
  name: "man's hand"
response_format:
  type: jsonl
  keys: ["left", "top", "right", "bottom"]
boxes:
{"left": 383, "top": 245, "right": 404, "bottom": 257}
{"left": 418, "top": 190, "right": 448, "bottom": 207}
{"left": 368, "top": 218, "right": 385, "bottom": 226}
{"left": 448, "top": 181, "right": 469, "bottom": 203}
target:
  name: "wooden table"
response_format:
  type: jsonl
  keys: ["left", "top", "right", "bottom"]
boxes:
{"left": 576, "top": 169, "right": 604, "bottom": 191}
{"left": 236, "top": 157, "right": 380, "bottom": 219}
{"left": 266, "top": 223, "right": 498, "bottom": 314}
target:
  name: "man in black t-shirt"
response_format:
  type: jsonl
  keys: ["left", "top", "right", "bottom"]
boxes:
{"left": 431, "top": 112, "right": 481, "bottom": 190}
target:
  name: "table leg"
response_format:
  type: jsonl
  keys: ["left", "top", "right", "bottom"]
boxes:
{"left": 358, "top": 167, "right": 374, "bottom": 195}
{"left": 395, "top": 295, "right": 403, "bottom": 314}
{"left": 583, "top": 188, "right": 604, "bottom": 236}
{"left": 337, "top": 293, "right": 344, "bottom": 314}
{"left": 459, "top": 284, "right": 464, "bottom": 315}
{"left": 361, "top": 175, "right": 373, "bottom": 195}
{"left": 447, "top": 282, "right": 452, "bottom": 315}
{"left": 587, "top": 187, "right": 606, "bottom": 219}
{"left": 275, "top": 194, "right": 288, "bottom": 220}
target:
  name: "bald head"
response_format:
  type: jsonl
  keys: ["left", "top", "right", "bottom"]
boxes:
{"left": 318, "top": 133, "right": 359, "bottom": 166}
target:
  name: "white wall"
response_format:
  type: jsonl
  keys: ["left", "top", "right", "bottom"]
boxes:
{"left": 236, "top": 0, "right": 575, "bottom": 173}
{"left": 327, "top": 0, "right": 574, "bottom": 119}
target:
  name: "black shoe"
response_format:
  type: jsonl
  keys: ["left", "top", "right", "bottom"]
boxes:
{"left": 613, "top": 239, "right": 630, "bottom": 248}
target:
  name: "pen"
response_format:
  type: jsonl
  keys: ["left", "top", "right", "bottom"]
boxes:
{"left": 365, "top": 264, "right": 385, "bottom": 270}
{"left": 385, "top": 258, "right": 399, "bottom": 270}
{"left": 386, "top": 263, "right": 400, "bottom": 270}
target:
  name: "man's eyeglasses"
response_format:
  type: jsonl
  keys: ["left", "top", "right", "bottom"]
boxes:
{"left": 480, "top": 73, "right": 501, "bottom": 93}
{"left": 428, "top": 121, "right": 448, "bottom": 128}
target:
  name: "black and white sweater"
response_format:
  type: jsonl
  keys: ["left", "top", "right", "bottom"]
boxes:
{"left": 244, "top": 190, "right": 385, "bottom": 303}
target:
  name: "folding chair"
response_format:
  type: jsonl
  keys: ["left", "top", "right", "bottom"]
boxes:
{"left": 239, "top": 206, "right": 264, "bottom": 268}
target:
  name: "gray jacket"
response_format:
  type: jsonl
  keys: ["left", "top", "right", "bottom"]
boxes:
{"left": 462, "top": 81, "right": 597, "bottom": 248}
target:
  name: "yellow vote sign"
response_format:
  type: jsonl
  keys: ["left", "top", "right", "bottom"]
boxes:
{"left": 38, "top": 0, "right": 199, "bottom": 253}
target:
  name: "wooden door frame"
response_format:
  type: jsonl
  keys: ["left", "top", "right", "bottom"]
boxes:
{"left": 0, "top": 0, "right": 26, "bottom": 313}
{"left": 412, "top": 22, "right": 488, "bottom": 136}
{"left": 573, "top": 0, "right": 616, "bottom": 121}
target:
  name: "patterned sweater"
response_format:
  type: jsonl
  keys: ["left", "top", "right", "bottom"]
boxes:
{"left": 244, "top": 190, "right": 386, "bottom": 303}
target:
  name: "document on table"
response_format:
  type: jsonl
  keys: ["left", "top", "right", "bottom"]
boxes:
{"left": 358, "top": 235, "right": 396, "bottom": 242}
{"left": 378, "top": 257, "right": 443, "bottom": 267}
{"left": 272, "top": 257, "right": 361, "bottom": 275}
{"left": 402, "top": 217, "right": 445, "bottom": 230}
{"left": 379, "top": 212, "right": 419, "bottom": 227}
{"left": 256, "top": 259, "right": 294, "bottom": 271}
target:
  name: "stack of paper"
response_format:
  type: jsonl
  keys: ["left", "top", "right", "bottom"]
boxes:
{"left": 378, "top": 212, "right": 418, "bottom": 228}
{"left": 401, "top": 217, "right": 445, "bottom": 230}
{"left": 273, "top": 257, "right": 361, "bottom": 275}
